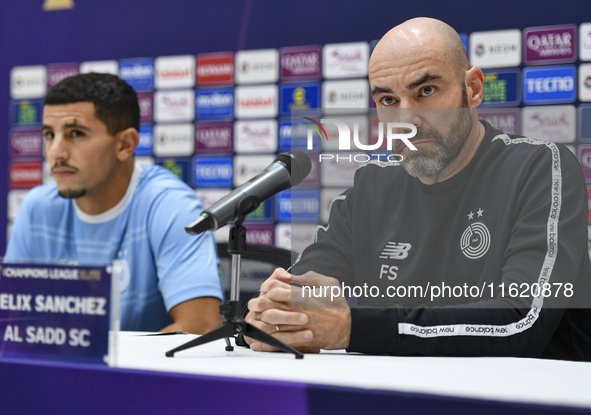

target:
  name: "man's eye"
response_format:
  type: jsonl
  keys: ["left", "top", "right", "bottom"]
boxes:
{"left": 71, "top": 130, "right": 85, "bottom": 138}
{"left": 420, "top": 86, "right": 436, "bottom": 96}
{"left": 381, "top": 96, "right": 396, "bottom": 106}
{"left": 43, "top": 132, "right": 54, "bottom": 140}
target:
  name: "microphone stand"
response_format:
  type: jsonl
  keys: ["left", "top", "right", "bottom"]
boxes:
{"left": 165, "top": 202, "right": 304, "bottom": 359}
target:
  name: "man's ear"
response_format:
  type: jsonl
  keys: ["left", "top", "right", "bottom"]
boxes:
{"left": 465, "top": 66, "right": 484, "bottom": 108}
{"left": 115, "top": 127, "right": 139, "bottom": 161}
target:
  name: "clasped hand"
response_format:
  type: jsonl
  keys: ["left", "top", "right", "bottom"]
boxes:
{"left": 245, "top": 268, "right": 351, "bottom": 353}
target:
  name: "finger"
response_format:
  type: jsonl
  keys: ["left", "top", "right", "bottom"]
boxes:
{"left": 264, "top": 285, "right": 293, "bottom": 304}
{"left": 260, "top": 309, "right": 308, "bottom": 326}
{"left": 248, "top": 296, "right": 292, "bottom": 313}
{"left": 260, "top": 277, "right": 290, "bottom": 296}
{"left": 291, "top": 271, "right": 338, "bottom": 288}
{"left": 260, "top": 269, "right": 292, "bottom": 294}
{"left": 250, "top": 330, "right": 313, "bottom": 352}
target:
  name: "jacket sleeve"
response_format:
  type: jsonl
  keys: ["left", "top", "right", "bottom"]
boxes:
{"left": 346, "top": 143, "right": 591, "bottom": 357}
{"left": 290, "top": 186, "right": 356, "bottom": 287}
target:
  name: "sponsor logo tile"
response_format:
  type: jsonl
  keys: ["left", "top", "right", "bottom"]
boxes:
{"left": 244, "top": 224, "right": 275, "bottom": 245}
{"left": 10, "top": 161, "right": 42, "bottom": 189}
{"left": 279, "top": 82, "right": 320, "bottom": 116}
{"left": 234, "top": 120, "right": 278, "bottom": 153}
{"left": 197, "top": 53, "right": 234, "bottom": 86}
{"left": 235, "top": 49, "right": 279, "bottom": 84}
{"left": 195, "top": 188, "right": 231, "bottom": 209}
{"left": 580, "top": 106, "right": 591, "bottom": 142}
{"left": 136, "top": 125, "right": 154, "bottom": 156}
{"left": 156, "top": 157, "right": 192, "bottom": 185}
{"left": 245, "top": 199, "right": 275, "bottom": 223}
{"left": 522, "top": 106, "right": 576, "bottom": 143}
{"left": 524, "top": 24, "right": 577, "bottom": 65}
{"left": 578, "top": 145, "right": 591, "bottom": 181}
{"left": 9, "top": 129, "right": 44, "bottom": 158}
{"left": 275, "top": 223, "right": 317, "bottom": 254}
{"left": 323, "top": 42, "right": 369, "bottom": 78}
{"left": 196, "top": 87, "right": 234, "bottom": 120}
{"left": 469, "top": 30, "right": 521, "bottom": 69}
{"left": 280, "top": 45, "right": 322, "bottom": 81}
{"left": 47, "top": 63, "right": 79, "bottom": 89}
{"left": 154, "top": 55, "right": 195, "bottom": 89}
{"left": 195, "top": 121, "right": 233, "bottom": 153}
{"left": 118, "top": 58, "right": 154, "bottom": 91}
{"left": 479, "top": 108, "right": 521, "bottom": 135}
{"left": 579, "top": 63, "right": 591, "bottom": 102}
{"left": 278, "top": 119, "right": 321, "bottom": 152}
{"left": 481, "top": 69, "right": 520, "bottom": 106}
{"left": 322, "top": 80, "right": 369, "bottom": 114}
{"left": 580, "top": 23, "right": 591, "bottom": 61}
{"left": 193, "top": 155, "right": 234, "bottom": 188}
{"left": 137, "top": 92, "right": 153, "bottom": 123}
{"left": 79, "top": 60, "right": 118, "bottom": 75}
{"left": 523, "top": 65, "right": 576, "bottom": 104}
{"left": 8, "top": 190, "right": 29, "bottom": 221}
{"left": 10, "top": 66, "right": 47, "bottom": 99}
{"left": 153, "top": 123, "right": 194, "bottom": 157}
{"left": 277, "top": 189, "right": 320, "bottom": 223}
{"left": 233, "top": 154, "right": 275, "bottom": 187}
{"left": 234, "top": 85, "right": 278, "bottom": 119}
{"left": 11, "top": 100, "right": 43, "bottom": 128}
{"left": 154, "top": 90, "right": 195, "bottom": 122}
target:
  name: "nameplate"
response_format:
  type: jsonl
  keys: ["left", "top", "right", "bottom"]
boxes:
{"left": 0, "top": 263, "right": 117, "bottom": 365}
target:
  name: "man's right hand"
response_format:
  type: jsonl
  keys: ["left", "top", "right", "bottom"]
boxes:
{"left": 245, "top": 268, "right": 316, "bottom": 352}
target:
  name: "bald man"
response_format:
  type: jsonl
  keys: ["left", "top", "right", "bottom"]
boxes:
{"left": 242, "top": 18, "right": 591, "bottom": 359}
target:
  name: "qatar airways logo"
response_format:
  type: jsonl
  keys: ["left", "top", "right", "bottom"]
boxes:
{"left": 524, "top": 25, "right": 576, "bottom": 64}
{"left": 304, "top": 118, "right": 416, "bottom": 163}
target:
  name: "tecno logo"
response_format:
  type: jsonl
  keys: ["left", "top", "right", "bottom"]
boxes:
{"left": 197, "top": 164, "right": 233, "bottom": 180}
{"left": 526, "top": 76, "right": 574, "bottom": 93}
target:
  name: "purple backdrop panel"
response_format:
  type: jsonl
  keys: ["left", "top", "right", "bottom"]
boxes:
{"left": 0, "top": 360, "right": 309, "bottom": 415}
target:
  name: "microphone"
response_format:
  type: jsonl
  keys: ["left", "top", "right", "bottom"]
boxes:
{"left": 186, "top": 150, "right": 312, "bottom": 235}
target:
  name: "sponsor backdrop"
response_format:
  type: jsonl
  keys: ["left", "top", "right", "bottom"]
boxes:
{"left": 2, "top": 0, "right": 591, "bottom": 255}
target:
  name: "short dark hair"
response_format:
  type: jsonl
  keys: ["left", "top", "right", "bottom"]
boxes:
{"left": 44, "top": 73, "right": 140, "bottom": 135}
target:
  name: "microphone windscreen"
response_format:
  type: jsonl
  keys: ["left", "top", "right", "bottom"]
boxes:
{"left": 275, "top": 150, "right": 312, "bottom": 187}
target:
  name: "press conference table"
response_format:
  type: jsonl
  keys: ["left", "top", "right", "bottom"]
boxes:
{"left": 2, "top": 331, "right": 591, "bottom": 415}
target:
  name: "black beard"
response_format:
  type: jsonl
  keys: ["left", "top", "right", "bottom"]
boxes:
{"left": 58, "top": 189, "right": 87, "bottom": 198}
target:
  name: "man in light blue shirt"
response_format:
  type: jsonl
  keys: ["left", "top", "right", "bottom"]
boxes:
{"left": 4, "top": 73, "right": 223, "bottom": 333}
